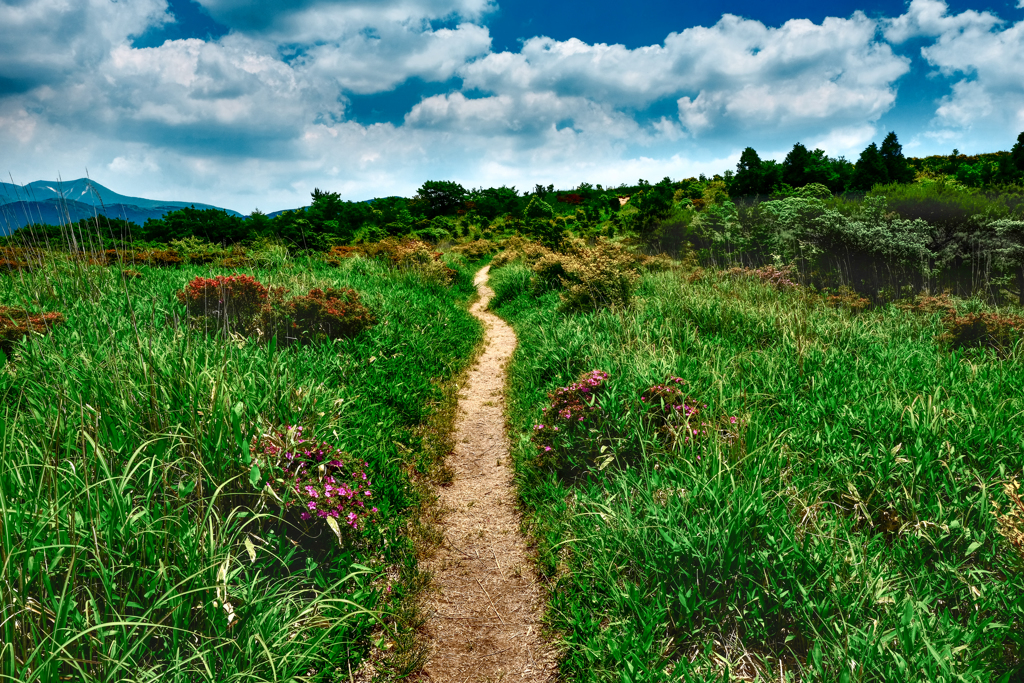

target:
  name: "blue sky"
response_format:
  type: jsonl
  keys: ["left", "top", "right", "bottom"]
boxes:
{"left": 2, "top": 0, "right": 1023, "bottom": 212}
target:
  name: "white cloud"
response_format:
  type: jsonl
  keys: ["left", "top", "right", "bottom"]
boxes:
{"left": 887, "top": 0, "right": 1024, "bottom": 137}
{"left": 459, "top": 13, "right": 909, "bottom": 139}
{"left": 302, "top": 22, "right": 491, "bottom": 94}
{"left": 5, "top": 0, "right": 1011, "bottom": 213}
{"left": 884, "top": 0, "right": 1000, "bottom": 43}
{"left": 195, "top": 0, "right": 495, "bottom": 39}
{"left": 0, "top": 0, "right": 169, "bottom": 90}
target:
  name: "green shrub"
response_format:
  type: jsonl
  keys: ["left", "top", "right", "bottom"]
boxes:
{"left": 556, "top": 239, "right": 640, "bottom": 312}
{"left": 450, "top": 239, "right": 497, "bottom": 261}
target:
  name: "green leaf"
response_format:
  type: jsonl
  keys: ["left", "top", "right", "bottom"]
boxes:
{"left": 249, "top": 464, "right": 262, "bottom": 489}
{"left": 231, "top": 401, "right": 251, "bottom": 465}
{"left": 244, "top": 537, "right": 257, "bottom": 564}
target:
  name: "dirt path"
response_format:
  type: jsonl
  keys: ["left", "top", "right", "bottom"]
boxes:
{"left": 420, "top": 266, "right": 556, "bottom": 682}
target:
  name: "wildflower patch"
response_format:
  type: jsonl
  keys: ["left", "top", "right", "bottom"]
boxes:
{"left": 254, "top": 425, "right": 378, "bottom": 547}
{"left": 532, "top": 370, "right": 609, "bottom": 470}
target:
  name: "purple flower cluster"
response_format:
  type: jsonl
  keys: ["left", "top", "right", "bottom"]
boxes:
{"left": 533, "top": 370, "right": 610, "bottom": 465}
{"left": 256, "top": 426, "right": 377, "bottom": 532}
{"left": 639, "top": 379, "right": 741, "bottom": 448}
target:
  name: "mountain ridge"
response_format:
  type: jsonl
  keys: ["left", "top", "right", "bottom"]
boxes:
{"left": 0, "top": 178, "right": 254, "bottom": 235}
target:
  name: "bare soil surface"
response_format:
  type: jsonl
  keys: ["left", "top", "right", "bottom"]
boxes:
{"left": 419, "top": 265, "right": 557, "bottom": 682}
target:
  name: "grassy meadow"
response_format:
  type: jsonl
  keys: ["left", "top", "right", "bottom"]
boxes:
{"left": 0, "top": 250, "right": 483, "bottom": 681}
{"left": 490, "top": 257, "right": 1024, "bottom": 682}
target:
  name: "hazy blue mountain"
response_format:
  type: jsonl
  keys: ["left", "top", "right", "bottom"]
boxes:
{"left": 0, "top": 178, "right": 242, "bottom": 235}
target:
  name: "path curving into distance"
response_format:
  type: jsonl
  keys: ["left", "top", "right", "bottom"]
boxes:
{"left": 420, "top": 266, "right": 556, "bottom": 682}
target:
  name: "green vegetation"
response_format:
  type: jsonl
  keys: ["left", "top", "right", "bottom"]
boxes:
{"left": 0, "top": 248, "right": 483, "bottom": 681}
{"left": 4, "top": 130, "right": 1024, "bottom": 682}
{"left": 8, "top": 131, "right": 1024, "bottom": 306}
{"left": 490, "top": 247, "right": 1024, "bottom": 681}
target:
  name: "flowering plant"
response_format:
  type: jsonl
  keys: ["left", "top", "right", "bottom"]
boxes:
{"left": 532, "top": 370, "right": 609, "bottom": 469}
{"left": 254, "top": 426, "right": 377, "bottom": 545}
{"left": 639, "top": 377, "right": 741, "bottom": 452}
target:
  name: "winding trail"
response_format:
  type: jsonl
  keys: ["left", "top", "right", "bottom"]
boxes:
{"left": 420, "top": 266, "right": 556, "bottom": 682}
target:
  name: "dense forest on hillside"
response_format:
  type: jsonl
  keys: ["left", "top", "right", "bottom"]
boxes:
{"left": 5, "top": 132, "right": 1024, "bottom": 304}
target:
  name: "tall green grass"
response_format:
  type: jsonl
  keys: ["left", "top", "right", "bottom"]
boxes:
{"left": 491, "top": 262, "right": 1024, "bottom": 682}
{"left": 0, "top": 254, "right": 481, "bottom": 681}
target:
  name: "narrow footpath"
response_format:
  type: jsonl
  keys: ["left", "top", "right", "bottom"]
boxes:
{"left": 420, "top": 266, "right": 556, "bottom": 682}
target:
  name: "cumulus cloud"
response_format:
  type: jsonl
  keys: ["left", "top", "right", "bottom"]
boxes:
{"left": 194, "top": 0, "right": 495, "bottom": 38}
{"left": 459, "top": 14, "right": 909, "bottom": 140}
{"left": 2, "top": 0, "right": 1017, "bottom": 212}
{"left": 302, "top": 22, "right": 490, "bottom": 94}
{"left": 886, "top": 0, "right": 1024, "bottom": 135}
{"left": 883, "top": 0, "right": 1000, "bottom": 42}
{"left": 0, "top": 0, "right": 169, "bottom": 93}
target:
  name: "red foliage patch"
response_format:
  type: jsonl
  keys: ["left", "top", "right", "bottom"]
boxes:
{"left": 940, "top": 311, "right": 1024, "bottom": 356}
{"left": 177, "top": 275, "right": 375, "bottom": 345}
{"left": 288, "top": 288, "right": 377, "bottom": 344}
{"left": 557, "top": 193, "right": 584, "bottom": 205}
{"left": 176, "top": 274, "right": 269, "bottom": 335}
{"left": 0, "top": 306, "right": 65, "bottom": 355}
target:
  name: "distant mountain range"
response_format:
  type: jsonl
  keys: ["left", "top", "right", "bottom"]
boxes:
{"left": 0, "top": 179, "right": 252, "bottom": 236}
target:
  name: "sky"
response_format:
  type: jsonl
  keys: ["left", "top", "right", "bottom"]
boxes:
{"left": 1, "top": 0, "right": 1023, "bottom": 213}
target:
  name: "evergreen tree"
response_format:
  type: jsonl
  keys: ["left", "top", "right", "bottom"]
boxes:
{"left": 413, "top": 180, "right": 467, "bottom": 218}
{"left": 852, "top": 142, "right": 889, "bottom": 191}
{"left": 783, "top": 143, "right": 814, "bottom": 187}
{"left": 732, "top": 147, "right": 768, "bottom": 196}
{"left": 1012, "top": 131, "right": 1024, "bottom": 173}
{"left": 880, "top": 132, "right": 915, "bottom": 184}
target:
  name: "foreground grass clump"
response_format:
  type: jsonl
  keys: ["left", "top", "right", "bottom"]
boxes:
{"left": 0, "top": 254, "right": 481, "bottom": 682}
{"left": 491, "top": 259, "right": 1024, "bottom": 682}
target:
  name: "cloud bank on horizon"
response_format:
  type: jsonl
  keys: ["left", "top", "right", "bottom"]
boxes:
{"left": 1, "top": 0, "right": 1022, "bottom": 212}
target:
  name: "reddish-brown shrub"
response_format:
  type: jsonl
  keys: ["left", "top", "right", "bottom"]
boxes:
{"left": 0, "top": 306, "right": 65, "bottom": 355}
{"left": 178, "top": 275, "right": 376, "bottom": 345}
{"left": 324, "top": 245, "right": 358, "bottom": 267}
{"left": 0, "top": 247, "right": 34, "bottom": 272}
{"left": 216, "top": 256, "right": 253, "bottom": 269}
{"left": 286, "top": 288, "right": 376, "bottom": 344}
{"left": 940, "top": 312, "right": 1024, "bottom": 355}
{"left": 138, "top": 249, "right": 182, "bottom": 267}
{"left": 824, "top": 286, "right": 871, "bottom": 313}
{"left": 176, "top": 274, "right": 269, "bottom": 335}
{"left": 725, "top": 264, "right": 799, "bottom": 290}
{"left": 897, "top": 291, "right": 957, "bottom": 316}
{"left": 103, "top": 249, "right": 131, "bottom": 265}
